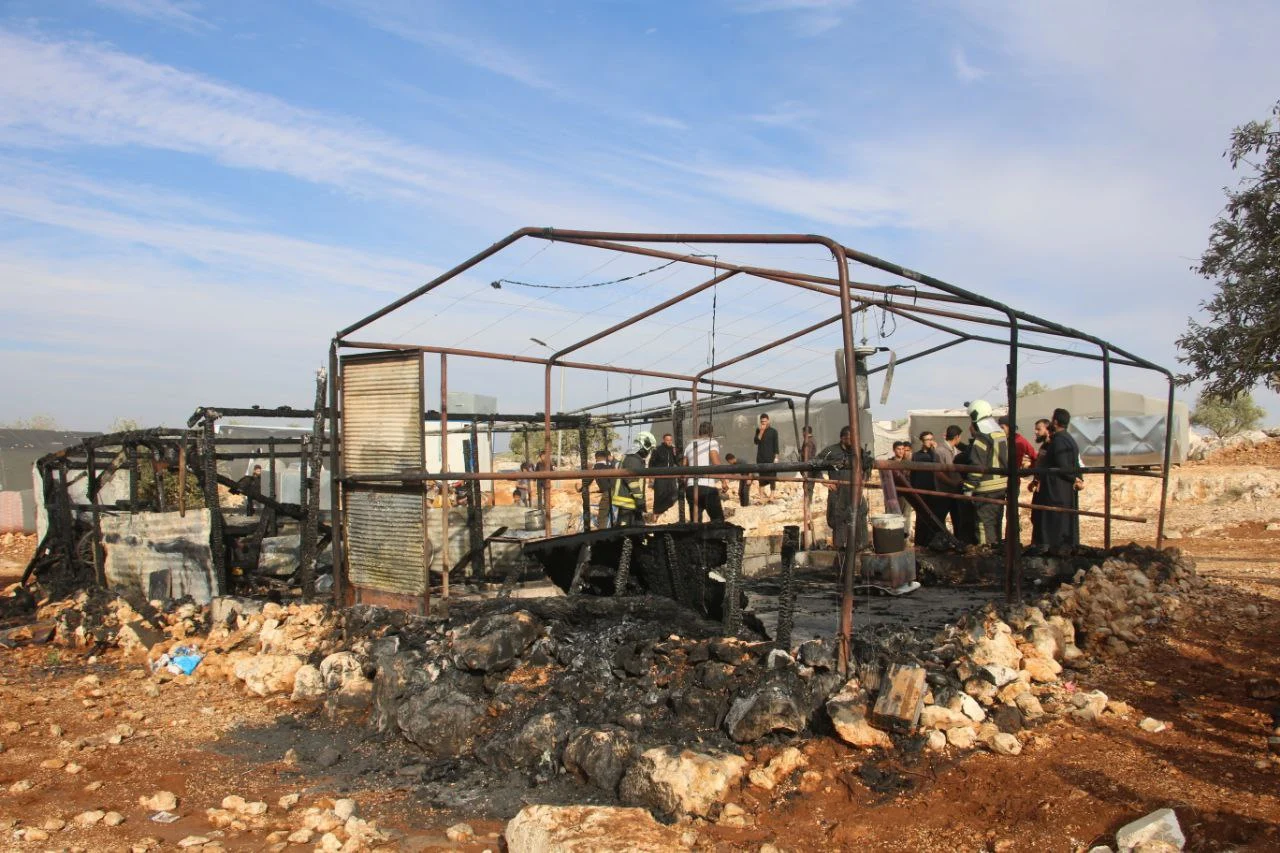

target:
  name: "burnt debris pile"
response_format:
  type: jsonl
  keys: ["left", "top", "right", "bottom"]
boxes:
{"left": 0, "top": 542, "right": 1206, "bottom": 823}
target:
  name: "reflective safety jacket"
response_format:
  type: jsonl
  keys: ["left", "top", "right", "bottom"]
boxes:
{"left": 963, "top": 429, "right": 1009, "bottom": 495}
{"left": 611, "top": 453, "right": 647, "bottom": 512}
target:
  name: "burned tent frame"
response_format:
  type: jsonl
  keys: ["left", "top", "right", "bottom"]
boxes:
{"left": 27, "top": 395, "right": 332, "bottom": 599}
{"left": 330, "top": 229, "right": 1177, "bottom": 674}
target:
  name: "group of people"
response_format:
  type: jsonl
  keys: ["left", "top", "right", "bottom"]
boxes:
{"left": 512, "top": 402, "right": 1084, "bottom": 552}
{"left": 552, "top": 413, "right": 788, "bottom": 530}
{"left": 880, "top": 401, "right": 1083, "bottom": 551}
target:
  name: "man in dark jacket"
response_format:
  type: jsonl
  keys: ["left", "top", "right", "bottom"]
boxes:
{"left": 753, "top": 413, "right": 780, "bottom": 502}
{"left": 1039, "top": 408, "right": 1082, "bottom": 550}
{"left": 911, "top": 431, "right": 941, "bottom": 546}
{"left": 648, "top": 433, "right": 680, "bottom": 516}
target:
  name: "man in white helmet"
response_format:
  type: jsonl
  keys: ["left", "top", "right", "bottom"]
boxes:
{"left": 961, "top": 399, "right": 1010, "bottom": 547}
{"left": 612, "top": 431, "right": 654, "bottom": 527}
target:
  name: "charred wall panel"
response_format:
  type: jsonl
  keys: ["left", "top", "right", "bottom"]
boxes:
{"left": 340, "top": 351, "right": 428, "bottom": 597}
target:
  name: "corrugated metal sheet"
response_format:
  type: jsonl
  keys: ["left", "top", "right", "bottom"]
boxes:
{"left": 342, "top": 352, "right": 424, "bottom": 475}
{"left": 341, "top": 351, "right": 427, "bottom": 595}
{"left": 101, "top": 509, "right": 214, "bottom": 603}
{"left": 346, "top": 491, "right": 428, "bottom": 594}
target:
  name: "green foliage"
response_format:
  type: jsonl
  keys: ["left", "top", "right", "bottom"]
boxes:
{"left": 1189, "top": 391, "right": 1266, "bottom": 438}
{"left": 134, "top": 446, "right": 207, "bottom": 509}
{"left": 1018, "top": 381, "right": 1050, "bottom": 397}
{"left": 0, "top": 414, "right": 60, "bottom": 430}
{"left": 1178, "top": 100, "right": 1280, "bottom": 399}
{"left": 508, "top": 426, "right": 620, "bottom": 462}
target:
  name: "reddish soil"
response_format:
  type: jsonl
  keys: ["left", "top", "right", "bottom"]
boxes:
{"left": 1, "top": 484, "right": 1277, "bottom": 850}
{"left": 1187, "top": 435, "right": 1280, "bottom": 467}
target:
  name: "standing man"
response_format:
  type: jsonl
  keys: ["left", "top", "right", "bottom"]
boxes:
{"left": 998, "top": 416, "right": 1037, "bottom": 469}
{"left": 960, "top": 400, "right": 1009, "bottom": 548}
{"left": 818, "top": 426, "right": 866, "bottom": 572}
{"left": 612, "top": 432, "right": 655, "bottom": 527}
{"left": 888, "top": 441, "right": 915, "bottom": 537}
{"left": 911, "top": 432, "right": 941, "bottom": 546}
{"left": 239, "top": 464, "right": 263, "bottom": 516}
{"left": 1029, "top": 418, "right": 1052, "bottom": 546}
{"left": 649, "top": 433, "right": 680, "bottom": 517}
{"left": 683, "top": 421, "right": 725, "bottom": 522}
{"left": 934, "top": 425, "right": 964, "bottom": 537}
{"left": 1039, "top": 409, "right": 1082, "bottom": 550}
{"left": 578, "top": 450, "right": 614, "bottom": 529}
{"left": 753, "top": 413, "right": 780, "bottom": 503}
{"left": 800, "top": 425, "right": 817, "bottom": 502}
{"left": 535, "top": 449, "right": 552, "bottom": 512}
{"left": 514, "top": 460, "right": 533, "bottom": 507}
{"left": 724, "top": 453, "right": 751, "bottom": 506}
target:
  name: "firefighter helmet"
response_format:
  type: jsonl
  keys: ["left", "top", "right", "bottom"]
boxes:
{"left": 634, "top": 431, "right": 657, "bottom": 453}
{"left": 966, "top": 399, "right": 993, "bottom": 422}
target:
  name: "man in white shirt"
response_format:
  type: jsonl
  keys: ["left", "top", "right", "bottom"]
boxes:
{"left": 682, "top": 421, "right": 725, "bottom": 522}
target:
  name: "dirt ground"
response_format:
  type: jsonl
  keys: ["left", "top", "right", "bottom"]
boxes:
{"left": 1, "top": 445, "right": 1277, "bottom": 851}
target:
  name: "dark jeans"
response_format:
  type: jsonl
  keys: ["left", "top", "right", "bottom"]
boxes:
{"left": 685, "top": 485, "right": 724, "bottom": 522}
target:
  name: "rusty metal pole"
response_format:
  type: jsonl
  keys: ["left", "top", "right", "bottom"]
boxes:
{"left": 834, "top": 245, "right": 860, "bottom": 678}
{"left": 1101, "top": 346, "right": 1113, "bottom": 550}
{"left": 689, "top": 382, "right": 700, "bottom": 520}
{"left": 543, "top": 363, "right": 554, "bottom": 536}
{"left": 1005, "top": 314, "right": 1020, "bottom": 603}
{"left": 440, "top": 353, "right": 450, "bottom": 600}
{"left": 578, "top": 422, "right": 590, "bottom": 530}
{"left": 328, "top": 342, "right": 345, "bottom": 606}
{"left": 1156, "top": 377, "right": 1175, "bottom": 548}
{"left": 486, "top": 419, "right": 496, "bottom": 506}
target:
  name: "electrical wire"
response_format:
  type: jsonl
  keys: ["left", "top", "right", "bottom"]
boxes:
{"left": 491, "top": 259, "right": 680, "bottom": 291}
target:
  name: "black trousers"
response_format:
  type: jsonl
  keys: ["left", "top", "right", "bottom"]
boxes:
{"left": 685, "top": 485, "right": 724, "bottom": 522}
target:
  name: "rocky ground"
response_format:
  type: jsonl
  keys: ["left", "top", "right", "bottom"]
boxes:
{"left": 0, "top": 441, "right": 1276, "bottom": 852}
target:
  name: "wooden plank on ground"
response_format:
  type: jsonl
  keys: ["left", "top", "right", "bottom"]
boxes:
{"left": 871, "top": 663, "right": 927, "bottom": 732}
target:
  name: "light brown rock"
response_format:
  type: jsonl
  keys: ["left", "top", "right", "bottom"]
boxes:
{"left": 505, "top": 804, "right": 684, "bottom": 852}
{"left": 619, "top": 746, "right": 746, "bottom": 819}
{"left": 747, "top": 746, "right": 808, "bottom": 791}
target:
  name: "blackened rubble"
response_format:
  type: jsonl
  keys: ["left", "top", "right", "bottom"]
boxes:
{"left": 15, "top": 540, "right": 1205, "bottom": 825}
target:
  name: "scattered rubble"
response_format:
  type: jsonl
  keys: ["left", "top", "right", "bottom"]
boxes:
{"left": 1, "top": 538, "right": 1209, "bottom": 831}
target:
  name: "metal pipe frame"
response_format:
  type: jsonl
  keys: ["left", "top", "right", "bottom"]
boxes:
{"left": 332, "top": 228, "right": 1179, "bottom": 648}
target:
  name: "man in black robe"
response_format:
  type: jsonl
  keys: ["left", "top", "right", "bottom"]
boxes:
{"left": 649, "top": 433, "right": 680, "bottom": 516}
{"left": 1040, "top": 408, "right": 1082, "bottom": 550}
{"left": 753, "top": 413, "right": 780, "bottom": 502}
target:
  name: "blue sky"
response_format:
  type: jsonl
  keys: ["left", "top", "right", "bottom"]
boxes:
{"left": 2, "top": 0, "right": 1279, "bottom": 430}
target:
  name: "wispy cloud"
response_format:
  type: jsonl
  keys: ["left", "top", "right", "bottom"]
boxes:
{"left": 951, "top": 47, "right": 988, "bottom": 83}
{"left": 0, "top": 183, "right": 439, "bottom": 295}
{"left": 747, "top": 101, "right": 817, "bottom": 127}
{"left": 729, "top": 0, "right": 857, "bottom": 36}
{"left": 91, "top": 0, "right": 210, "bottom": 31}
{"left": 0, "top": 29, "right": 662, "bottom": 228}
{"left": 352, "top": 10, "right": 559, "bottom": 92}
